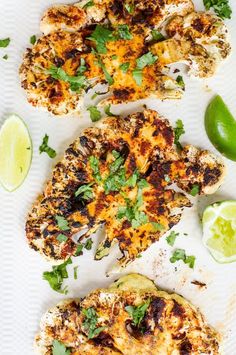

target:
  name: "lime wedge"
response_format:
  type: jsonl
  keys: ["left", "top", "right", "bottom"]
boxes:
{"left": 202, "top": 201, "right": 236, "bottom": 263}
{"left": 0, "top": 114, "right": 32, "bottom": 191}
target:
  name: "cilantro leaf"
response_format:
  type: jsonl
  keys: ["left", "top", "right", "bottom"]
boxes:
{"left": 176, "top": 75, "right": 185, "bottom": 90}
{"left": 119, "top": 62, "right": 130, "bottom": 73}
{"left": 104, "top": 104, "right": 117, "bottom": 116}
{"left": 117, "top": 25, "right": 132, "bottom": 40}
{"left": 166, "top": 231, "right": 179, "bottom": 246}
{"left": 103, "top": 151, "right": 126, "bottom": 193}
{"left": 174, "top": 119, "right": 185, "bottom": 150}
{"left": 151, "top": 222, "right": 164, "bottom": 232}
{"left": 52, "top": 340, "right": 71, "bottom": 355}
{"left": 30, "top": 35, "right": 36, "bottom": 45}
{"left": 203, "top": 0, "right": 232, "bottom": 19}
{"left": 39, "top": 134, "right": 57, "bottom": 158}
{"left": 125, "top": 300, "right": 150, "bottom": 327}
{"left": 47, "top": 65, "right": 87, "bottom": 92}
{"left": 75, "top": 183, "right": 94, "bottom": 200}
{"left": 87, "top": 105, "right": 101, "bottom": 122}
{"left": 82, "top": 0, "right": 94, "bottom": 9}
{"left": 73, "top": 266, "right": 78, "bottom": 280}
{"left": 151, "top": 30, "right": 165, "bottom": 42}
{"left": 136, "top": 52, "right": 158, "bottom": 69}
{"left": 124, "top": 3, "right": 134, "bottom": 14}
{"left": 132, "top": 68, "right": 143, "bottom": 86}
{"left": 57, "top": 234, "right": 68, "bottom": 243}
{"left": 89, "top": 156, "right": 102, "bottom": 182}
{"left": 43, "top": 258, "right": 72, "bottom": 294}
{"left": 82, "top": 307, "right": 106, "bottom": 339}
{"left": 170, "top": 249, "right": 195, "bottom": 269}
{"left": 93, "top": 50, "right": 114, "bottom": 85}
{"left": 75, "top": 243, "right": 84, "bottom": 256}
{"left": 125, "top": 170, "right": 139, "bottom": 187}
{"left": 190, "top": 184, "right": 199, "bottom": 196}
{"left": 3, "top": 54, "right": 8, "bottom": 60}
{"left": 84, "top": 238, "right": 93, "bottom": 250}
{"left": 55, "top": 215, "right": 70, "bottom": 231}
{"left": 88, "top": 25, "right": 115, "bottom": 54}
{"left": 0, "top": 38, "right": 10, "bottom": 48}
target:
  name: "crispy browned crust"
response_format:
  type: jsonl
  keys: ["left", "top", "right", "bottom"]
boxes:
{"left": 25, "top": 109, "right": 225, "bottom": 266}
{"left": 34, "top": 274, "right": 220, "bottom": 354}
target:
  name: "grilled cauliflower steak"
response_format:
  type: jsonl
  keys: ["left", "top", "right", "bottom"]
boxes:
{"left": 34, "top": 274, "right": 220, "bottom": 355}
{"left": 26, "top": 109, "right": 225, "bottom": 267}
{"left": 19, "top": 0, "right": 231, "bottom": 116}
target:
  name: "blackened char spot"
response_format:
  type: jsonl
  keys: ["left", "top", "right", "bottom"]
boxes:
{"left": 80, "top": 136, "right": 95, "bottom": 150}
{"left": 172, "top": 300, "right": 185, "bottom": 317}
{"left": 75, "top": 169, "right": 88, "bottom": 183}
{"left": 192, "top": 18, "right": 204, "bottom": 33}
{"left": 65, "top": 48, "right": 79, "bottom": 59}
{"left": 143, "top": 297, "right": 166, "bottom": 333}
{"left": 93, "top": 332, "right": 114, "bottom": 347}
{"left": 109, "top": 0, "right": 124, "bottom": 18}
{"left": 203, "top": 167, "right": 221, "bottom": 186}
{"left": 180, "top": 339, "right": 192, "bottom": 355}
{"left": 113, "top": 88, "right": 135, "bottom": 100}
{"left": 66, "top": 147, "right": 79, "bottom": 157}
{"left": 54, "top": 56, "right": 65, "bottom": 67}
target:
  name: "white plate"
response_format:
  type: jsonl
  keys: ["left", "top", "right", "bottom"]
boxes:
{"left": 0, "top": 1, "right": 236, "bottom": 354}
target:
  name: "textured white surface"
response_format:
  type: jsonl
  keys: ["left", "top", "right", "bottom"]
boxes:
{"left": 0, "top": 1, "right": 236, "bottom": 354}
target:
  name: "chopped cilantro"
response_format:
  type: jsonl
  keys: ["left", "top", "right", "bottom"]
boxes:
{"left": 89, "top": 156, "right": 102, "bottom": 182}
{"left": 174, "top": 119, "right": 185, "bottom": 150}
{"left": 77, "top": 58, "right": 87, "bottom": 74}
{"left": 164, "top": 175, "right": 171, "bottom": 183}
{"left": 93, "top": 50, "right": 114, "bottom": 85}
{"left": 43, "top": 258, "right": 72, "bottom": 294}
{"left": 124, "top": 3, "right": 134, "bottom": 14}
{"left": 151, "top": 30, "right": 165, "bottom": 42}
{"left": 125, "top": 170, "right": 139, "bottom": 188}
{"left": 104, "top": 104, "right": 117, "bottom": 116}
{"left": 190, "top": 184, "right": 200, "bottom": 196}
{"left": 84, "top": 238, "right": 93, "bottom": 250}
{"left": 151, "top": 222, "right": 164, "bottom": 232}
{"left": 73, "top": 266, "right": 78, "bottom": 280}
{"left": 170, "top": 249, "right": 195, "bottom": 269}
{"left": 55, "top": 215, "right": 70, "bottom": 231}
{"left": 125, "top": 300, "right": 150, "bottom": 327}
{"left": 119, "top": 62, "right": 130, "bottom": 73}
{"left": 166, "top": 231, "right": 179, "bottom": 246}
{"left": 117, "top": 24, "right": 132, "bottom": 40}
{"left": 75, "top": 183, "right": 94, "bottom": 200}
{"left": 39, "top": 134, "right": 56, "bottom": 158}
{"left": 57, "top": 234, "right": 68, "bottom": 243}
{"left": 137, "top": 179, "right": 149, "bottom": 189}
{"left": 176, "top": 75, "right": 185, "bottom": 90}
{"left": 75, "top": 243, "right": 84, "bottom": 256}
{"left": 88, "top": 25, "right": 115, "bottom": 54}
{"left": 82, "top": 0, "right": 94, "bottom": 9}
{"left": 132, "top": 68, "right": 143, "bottom": 86}
{"left": 30, "top": 35, "right": 36, "bottom": 45}
{"left": 52, "top": 340, "right": 71, "bottom": 355}
{"left": 103, "top": 151, "right": 126, "bottom": 193}
{"left": 2, "top": 54, "right": 8, "bottom": 60}
{"left": 87, "top": 105, "right": 101, "bottom": 122}
{"left": 136, "top": 52, "right": 158, "bottom": 69}
{"left": 47, "top": 65, "right": 87, "bottom": 92}
{"left": 111, "top": 54, "right": 118, "bottom": 60}
{"left": 0, "top": 38, "right": 10, "bottom": 48}
{"left": 82, "top": 307, "right": 106, "bottom": 339}
{"left": 203, "top": 0, "right": 232, "bottom": 19}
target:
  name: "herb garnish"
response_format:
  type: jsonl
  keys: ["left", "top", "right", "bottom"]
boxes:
{"left": 73, "top": 266, "right": 78, "bottom": 280}
{"left": 133, "top": 52, "right": 158, "bottom": 86}
{"left": 92, "top": 49, "right": 114, "bottom": 85}
{"left": 151, "top": 30, "right": 165, "bottom": 42}
{"left": 87, "top": 105, "right": 101, "bottom": 122}
{"left": 84, "top": 238, "right": 93, "bottom": 250}
{"left": 174, "top": 119, "right": 185, "bottom": 150}
{"left": 103, "top": 150, "right": 126, "bottom": 194}
{"left": 57, "top": 234, "right": 68, "bottom": 243}
{"left": 82, "top": 307, "right": 106, "bottom": 339}
{"left": 132, "top": 68, "right": 143, "bottom": 86}
{"left": 166, "top": 231, "right": 179, "bottom": 246}
{"left": 0, "top": 38, "right": 10, "bottom": 48}
{"left": 55, "top": 215, "right": 70, "bottom": 231}
{"left": 190, "top": 184, "right": 199, "bottom": 196}
{"left": 151, "top": 222, "right": 164, "bottom": 232}
{"left": 88, "top": 25, "right": 115, "bottom": 54}
{"left": 117, "top": 25, "right": 132, "bottom": 40}
{"left": 119, "top": 62, "right": 130, "bottom": 73}
{"left": 104, "top": 104, "right": 117, "bottom": 116}
{"left": 43, "top": 258, "right": 72, "bottom": 294}
{"left": 82, "top": 0, "right": 94, "bottom": 9}
{"left": 89, "top": 156, "right": 102, "bottom": 182}
{"left": 52, "top": 340, "right": 71, "bottom": 355}
{"left": 30, "top": 35, "right": 36, "bottom": 45}
{"left": 170, "top": 249, "right": 195, "bottom": 269}
{"left": 75, "top": 183, "right": 94, "bottom": 200}
{"left": 203, "top": 0, "right": 232, "bottom": 19}
{"left": 124, "top": 3, "right": 135, "bottom": 14}
{"left": 176, "top": 75, "right": 185, "bottom": 90}
{"left": 3, "top": 54, "right": 8, "bottom": 60}
{"left": 39, "top": 134, "right": 57, "bottom": 158}
{"left": 125, "top": 299, "right": 150, "bottom": 327}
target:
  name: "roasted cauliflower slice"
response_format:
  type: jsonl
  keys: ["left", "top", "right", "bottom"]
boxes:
{"left": 35, "top": 274, "right": 220, "bottom": 354}
{"left": 25, "top": 109, "right": 225, "bottom": 267}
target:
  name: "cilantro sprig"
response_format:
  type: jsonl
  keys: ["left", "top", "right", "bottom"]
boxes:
{"left": 43, "top": 258, "right": 72, "bottom": 294}
{"left": 88, "top": 25, "right": 115, "bottom": 54}
{"left": 52, "top": 340, "right": 71, "bottom": 355}
{"left": 39, "top": 134, "right": 57, "bottom": 158}
{"left": 87, "top": 105, "right": 101, "bottom": 122}
{"left": 166, "top": 231, "right": 179, "bottom": 246}
{"left": 203, "top": 0, "right": 232, "bottom": 19}
{"left": 75, "top": 183, "right": 94, "bottom": 200}
{"left": 0, "top": 38, "right": 10, "bottom": 48}
{"left": 170, "top": 249, "right": 196, "bottom": 269}
{"left": 133, "top": 51, "right": 158, "bottom": 86}
{"left": 125, "top": 299, "right": 150, "bottom": 327}
{"left": 55, "top": 215, "right": 70, "bottom": 231}
{"left": 174, "top": 119, "right": 185, "bottom": 150}
{"left": 82, "top": 307, "right": 106, "bottom": 339}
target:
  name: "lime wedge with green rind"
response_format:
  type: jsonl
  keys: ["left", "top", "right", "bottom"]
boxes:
{"left": 205, "top": 95, "right": 236, "bottom": 161}
{"left": 202, "top": 201, "right": 236, "bottom": 263}
{"left": 0, "top": 114, "right": 32, "bottom": 191}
